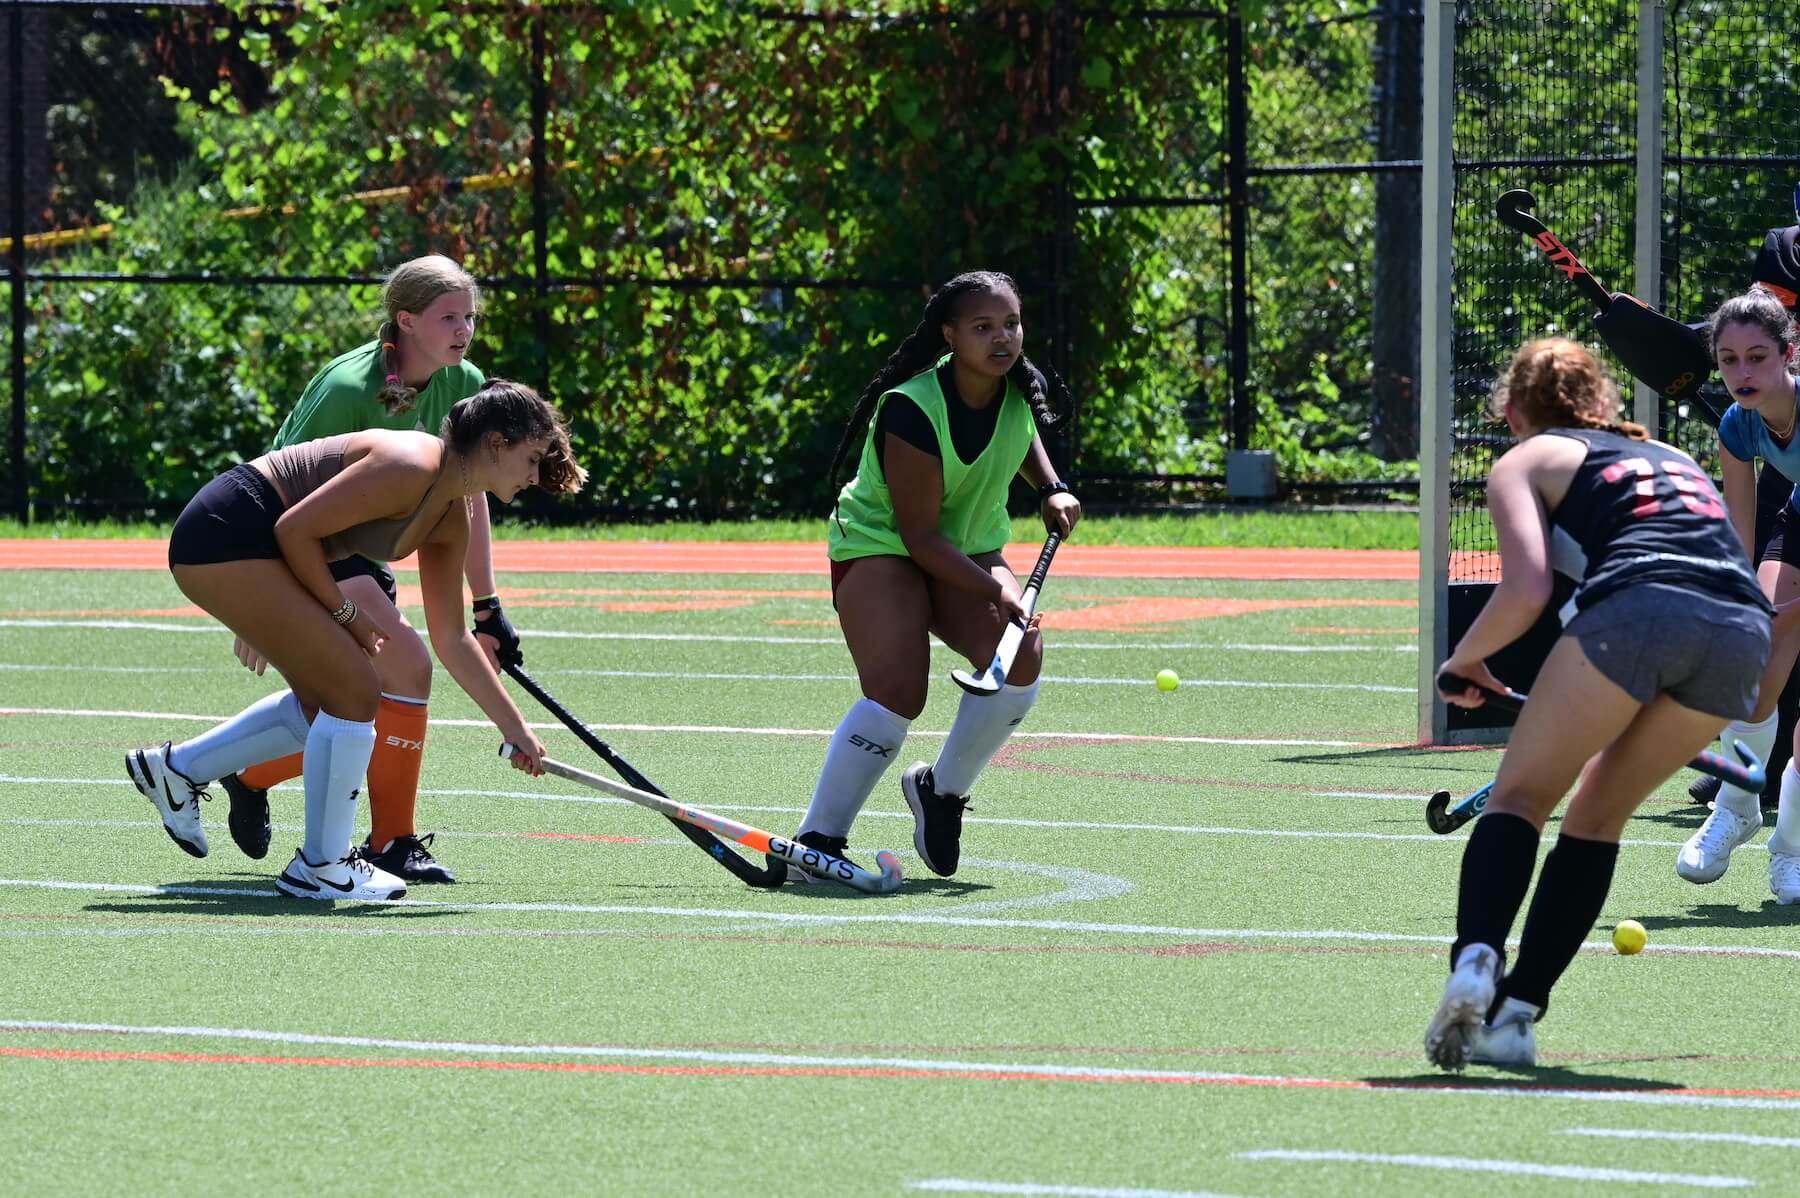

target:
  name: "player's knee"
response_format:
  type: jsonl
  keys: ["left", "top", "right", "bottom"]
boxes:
{"left": 864, "top": 681, "right": 926, "bottom": 721}
{"left": 375, "top": 624, "right": 434, "bottom": 696}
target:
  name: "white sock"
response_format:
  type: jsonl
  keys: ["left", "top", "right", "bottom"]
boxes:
{"left": 797, "top": 699, "right": 911, "bottom": 840}
{"left": 301, "top": 711, "right": 375, "bottom": 865}
{"left": 1769, "top": 762, "right": 1800, "bottom": 857}
{"left": 1716, "top": 711, "right": 1779, "bottom": 820}
{"left": 932, "top": 679, "right": 1040, "bottom": 796}
{"left": 168, "top": 691, "right": 309, "bottom": 783}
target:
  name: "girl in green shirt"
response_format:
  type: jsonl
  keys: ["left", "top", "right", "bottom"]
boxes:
{"left": 796, "top": 271, "right": 1081, "bottom": 881}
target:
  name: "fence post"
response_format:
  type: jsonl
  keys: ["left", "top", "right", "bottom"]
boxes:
{"left": 531, "top": 8, "right": 551, "bottom": 391}
{"left": 1226, "top": 6, "right": 1250, "bottom": 453}
{"left": 1048, "top": 0, "right": 1075, "bottom": 479}
{"left": 7, "top": 2, "right": 27, "bottom": 523}
{"left": 1417, "top": 0, "right": 1455, "bottom": 745}
{"left": 1634, "top": 0, "right": 1664, "bottom": 436}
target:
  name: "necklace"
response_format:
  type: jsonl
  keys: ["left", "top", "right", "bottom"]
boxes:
{"left": 1770, "top": 403, "right": 1799, "bottom": 443}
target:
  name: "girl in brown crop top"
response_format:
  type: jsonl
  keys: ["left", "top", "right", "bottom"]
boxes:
{"left": 126, "top": 381, "right": 587, "bottom": 902}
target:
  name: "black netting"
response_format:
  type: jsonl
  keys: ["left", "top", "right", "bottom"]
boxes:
{"left": 1661, "top": 4, "right": 1799, "bottom": 467}
{"left": 1449, "top": 1, "right": 1637, "bottom": 580}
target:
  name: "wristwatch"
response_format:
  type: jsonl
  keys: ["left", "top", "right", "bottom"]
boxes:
{"left": 1038, "top": 481, "right": 1072, "bottom": 500}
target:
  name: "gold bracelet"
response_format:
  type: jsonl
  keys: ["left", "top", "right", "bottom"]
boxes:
{"left": 330, "top": 599, "right": 357, "bottom": 626}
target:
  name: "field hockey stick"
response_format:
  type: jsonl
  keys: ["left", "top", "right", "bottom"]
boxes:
{"left": 499, "top": 744, "right": 904, "bottom": 894}
{"left": 1436, "top": 671, "right": 1767, "bottom": 790}
{"left": 1426, "top": 781, "right": 1493, "bottom": 835}
{"left": 1495, "top": 188, "right": 1615, "bottom": 312}
{"left": 500, "top": 658, "right": 788, "bottom": 890}
{"left": 952, "top": 531, "right": 1062, "bottom": 697}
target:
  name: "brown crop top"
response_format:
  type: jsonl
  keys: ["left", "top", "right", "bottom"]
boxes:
{"left": 251, "top": 433, "right": 453, "bottom": 563}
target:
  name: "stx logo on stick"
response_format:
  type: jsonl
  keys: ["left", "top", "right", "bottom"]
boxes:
{"left": 1533, "top": 231, "right": 1590, "bottom": 282}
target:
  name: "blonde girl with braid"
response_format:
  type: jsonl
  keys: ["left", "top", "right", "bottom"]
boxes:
{"left": 219, "top": 255, "right": 505, "bottom": 885}
{"left": 785, "top": 271, "right": 1081, "bottom": 882}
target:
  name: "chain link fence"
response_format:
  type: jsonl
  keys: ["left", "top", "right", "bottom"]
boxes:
{"left": 4, "top": 1, "right": 1425, "bottom": 521}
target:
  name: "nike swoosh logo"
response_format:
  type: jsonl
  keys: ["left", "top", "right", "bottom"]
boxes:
{"left": 162, "top": 780, "right": 187, "bottom": 812}
{"left": 316, "top": 873, "right": 355, "bottom": 894}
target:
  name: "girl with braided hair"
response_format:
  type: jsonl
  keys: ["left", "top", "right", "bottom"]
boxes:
{"left": 1677, "top": 289, "right": 1800, "bottom": 902}
{"left": 218, "top": 255, "right": 510, "bottom": 885}
{"left": 1425, "top": 338, "right": 1770, "bottom": 1070}
{"left": 787, "top": 271, "right": 1081, "bottom": 881}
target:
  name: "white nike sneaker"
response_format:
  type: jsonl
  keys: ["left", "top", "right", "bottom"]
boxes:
{"left": 1468, "top": 996, "right": 1540, "bottom": 1068}
{"left": 1425, "top": 942, "right": 1501, "bottom": 1073}
{"left": 125, "top": 741, "right": 209, "bottom": 858}
{"left": 275, "top": 849, "right": 407, "bottom": 902}
{"left": 1769, "top": 851, "right": 1800, "bottom": 905}
{"left": 1675, "top": 804, "right": 1763, "bottom": 884}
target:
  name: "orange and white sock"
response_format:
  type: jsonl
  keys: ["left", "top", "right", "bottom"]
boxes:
{"left": 366, "top": 693, "right": 429, "bottom": 850}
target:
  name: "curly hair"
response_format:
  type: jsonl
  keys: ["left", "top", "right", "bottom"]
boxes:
{"left": 1491, "top": 338, "right": 1647, "bottom": 440}
{"left": 442, "top": 379, "right": 587, "bottom": 495}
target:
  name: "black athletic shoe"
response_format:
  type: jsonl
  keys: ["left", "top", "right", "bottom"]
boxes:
{"left": 359, "top": 832, "right": 456, "bottom": 884}
{"left": 219, "top": 772, "right": 272, "bottom": 860}
{"left": 1689, "top": 773, "right": 1720, "bottom": 807}
{"left": 780, "top": 829, "right": 864, "bottom": 884}
{"left": 901, "top": 762, "right": 969, "bottom": 877}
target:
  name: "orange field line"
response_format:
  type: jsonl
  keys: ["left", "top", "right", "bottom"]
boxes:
{"left": 0, "top": 539, "right": 1427, "bottom": 581}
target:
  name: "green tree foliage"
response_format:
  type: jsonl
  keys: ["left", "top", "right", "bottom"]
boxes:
{"left": 27, "top": 0, "right": 1407, "bottom": 516}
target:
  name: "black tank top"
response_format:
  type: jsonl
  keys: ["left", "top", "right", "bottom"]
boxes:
{"left": 1546, "top": 427, "right": 1770, "bottom": 617}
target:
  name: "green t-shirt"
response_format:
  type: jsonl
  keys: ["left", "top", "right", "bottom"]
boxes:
{"left": 273, "top": 340, "right": 485, "bottom": 448}
{"left": 828, "top": 357, "right": 1036, "bottom": 562}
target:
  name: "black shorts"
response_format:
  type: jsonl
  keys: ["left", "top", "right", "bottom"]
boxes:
{"left": 167, "top": 465, "right": 285, "bottom": 567}
{"left": 328, "top": 554, "right": 398, "bottom": 605}
{"left": 1760, "top": 503, "right": 1800, "bottom": 569}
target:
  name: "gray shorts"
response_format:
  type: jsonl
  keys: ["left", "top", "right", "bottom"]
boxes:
{"left": 1563, "top": 583, "right": 1771, "bottom": 721}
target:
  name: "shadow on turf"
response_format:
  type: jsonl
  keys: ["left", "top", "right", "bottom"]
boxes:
{"left": 1368, "top": 1064, "right": 1685, "bottom": 1090}
{"left": 608, "top": 876, "right": 994, "bottom": 900}
{"left": 82, "top": 876, "right": 457, "bottom": 919}
{"left": 1640, "top": 902, "right": 1800, "bottom": 932}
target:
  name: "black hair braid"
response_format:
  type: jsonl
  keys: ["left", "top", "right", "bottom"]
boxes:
{"left": 1009, "top": 353, "right": 1080, "bottom": 433}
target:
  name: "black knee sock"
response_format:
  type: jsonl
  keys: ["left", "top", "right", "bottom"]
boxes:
{"left": 1500, "top": 833, "right": 1619, "bottom": 1015}
{"left": 1450, "top": 812, "right": 1541, "bottom": 971}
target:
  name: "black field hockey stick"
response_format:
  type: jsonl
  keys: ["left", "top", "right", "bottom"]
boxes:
{"left": 1497, "top": 188, "right": 1715, "bottom": 412}
{"left": 500, "top": 744, "right": 904, "bottom": 895}
{"left": 500, "top": 657, "right": 788, "bottom": 889}
{"left": 1426, "top": 781, "right": 1494, "bottom": 835}
{"left": 1432, "top": 665, "right": 1771, "bottom": 827}
{"left": 952, "top": 531, "right": 1062, "bottom": 697}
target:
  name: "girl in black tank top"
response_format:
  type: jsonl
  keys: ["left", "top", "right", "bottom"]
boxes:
{"left": 1424, "top": 338, "right": 1772, "bottom": 1074}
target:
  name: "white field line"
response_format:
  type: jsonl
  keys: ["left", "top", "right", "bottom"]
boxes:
{"left": 0, "top": 618, "right": 1414, "bottom": 653}
{"left": 1564, "top": 1127, "right": 1800, "bottom": 1149}
{"left": 1233, "top": 1149, "right": 1751, "bottom": 1189}
{"left": 4, "top": 1017, "right": 1799, "bottom": 1113}
{"left": 5, "top": 876, "right": 1800, "bottom": 962}
{"left": 0, "top": 661, "right": 1411, "bottom": 693}
{"left": 0, "top": 709, "right": 1397, "bottom": 749}
{"left": 909, "top": 1182, "right": 1248, "bottom": 1198}
{"left": 0, "top": 777, "right": 1755, "bottom": 851}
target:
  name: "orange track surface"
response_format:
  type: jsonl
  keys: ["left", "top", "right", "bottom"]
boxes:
{"left": 0, "top": 539, "right": 1420, "bottom": 581}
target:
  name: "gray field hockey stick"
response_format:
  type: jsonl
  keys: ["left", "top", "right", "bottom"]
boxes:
{"left": 499, "top": 744, "right": 904, "bottom": 894}
{"left": 952, "top": 530, "right": 1061, "bottom": 696}
{"left": 1426, "top": 673, "right": 1768, "bottom": 834}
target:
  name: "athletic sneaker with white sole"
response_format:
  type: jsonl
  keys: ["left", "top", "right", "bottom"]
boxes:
{"left": 1676, "top": 804, "right": 1763, "bottom": 883}
{"left": 275, "top": 848, "right": 407, "bottom": 902}
{"left": 901, "top": 762, "right": 969, "bottom": 877}
{"left": 125, "top": 741, "right": 210, "bottom": 858}
{"left": 1467, "top": 996, "right": 1540, "bottom": 1068}
{"left": 1771, "top": 851, "right": 1800, "bottom": 905}
{"left": 1424, "top": 942, "right": 1501, "bottom": 1073}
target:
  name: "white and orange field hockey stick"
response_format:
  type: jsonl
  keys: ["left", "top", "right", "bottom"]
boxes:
{"left": 499, "top": 744, "right": 904, "bottom": 894}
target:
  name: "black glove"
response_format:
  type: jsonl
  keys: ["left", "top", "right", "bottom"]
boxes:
{"left": 472, "top": 595, "right": 522, "bottom": 667}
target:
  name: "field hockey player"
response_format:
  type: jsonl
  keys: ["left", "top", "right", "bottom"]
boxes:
{"left": 795, "top": 270, "right": 1080, "bottom": 881}
{"left": 216, "top": 255, "right": 518, "bottom": 885}
{"left": 126, "top": 382, "right": 585, "bottom": 901}
{"left": 1425, "top": 338, "right": 1772, "bottom": 1071}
